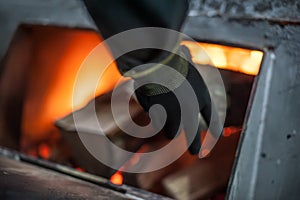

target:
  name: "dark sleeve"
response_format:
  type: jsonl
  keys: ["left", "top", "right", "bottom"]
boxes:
{"left": 83, "top": 0, "right": 190, "bottom": 74}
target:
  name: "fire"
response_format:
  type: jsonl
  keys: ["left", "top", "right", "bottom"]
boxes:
{"left": 75, "top": 167, "right": 85, "bottom": 172}
{"left": 22, "top": 27, "right": 121, "bottom": 142}
{"left": 110, "top": 171, "right": 124, "bottom": 185}
{"left": 181, "top": 41, "right": 263, "bottom": 76}
{"left": 20, "top": 26, "right": 262, "bottom": 151}
{"left": 38, "top": 143, "right": 50, "bottom": 159}
{"left": 223, "top": 127, "right": 242, "bottom": 137}
{"left": 109, "top": 145, "right": 149, "bottom": 185}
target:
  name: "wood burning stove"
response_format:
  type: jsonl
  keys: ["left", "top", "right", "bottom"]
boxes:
{"left": 0, "top": 0, "right": 299, "bottom": 199}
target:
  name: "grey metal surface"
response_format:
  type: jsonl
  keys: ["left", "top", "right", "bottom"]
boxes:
{"left": 0, "top": 147, "right": 171, "bottom": 200}
{"left": 183, "top": 13, "right": 300, "bottom": 200}
{"left": 0, "top": 155, "right": 130, "bottom": 199}
{"left": 189, "top": 0, "right": 300, "bottom": 23}
{"left": 0, "top": 0, "right": 96, "bottom": 61}
{"left": 2, "top": 0, "right": 298, "bottom": 61}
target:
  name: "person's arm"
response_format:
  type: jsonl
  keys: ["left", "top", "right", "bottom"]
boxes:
{"left": 84, "top": 0, "right": 189, "bottom": 73}
{"left": 83, "top": 0, "right": 220, "bottom": 155}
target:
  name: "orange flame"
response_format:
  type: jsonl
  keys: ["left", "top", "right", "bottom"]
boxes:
{"left": 21, "top": 26, "right": 262, "bottom": 145}
{"left": 181, "top": 41, "right": 263, "bottom": 76}
{"left": 75, "top": 167, "right": 85, "bottom": 172}
{"left": 22, "top": 27, "right": 121, "bottom": 142}
{"left": 38, "top": 143, "right": 50, "bottom": 159}
{"left": 223, "top": 127, "right": 242, "bottom": 137}
{"left": 110, "top": 171, "right": 123, "bottom": 185}
{"left": 109, "top": 145, "right": 150, "bottom": 185}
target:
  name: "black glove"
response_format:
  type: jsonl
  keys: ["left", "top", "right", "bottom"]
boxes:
{"left": 133, "top": 46, "right": 214, "bottom": 154}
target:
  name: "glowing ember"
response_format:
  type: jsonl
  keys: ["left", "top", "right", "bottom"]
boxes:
{"left": 110, "top": 171, "right": 123, "bottom": 185}
{"left": 75, "top": 167, "right": 85, "bottom": 172}
{"left": 109, "top": 145, "right": 149, "bottom": 185}
{"left": 181, "top": 41, "right": 263, "bottom": 76}
{"left": 223, "top": 127, "right": 242, "bottom": 137}
{"left": 38, "top": 143, "right": 50, "bottom": 159}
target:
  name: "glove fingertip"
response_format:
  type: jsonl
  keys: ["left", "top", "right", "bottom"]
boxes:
{"left": 185, "top": 124, "right": 201, "bottom": 155}
{"left": 188, "top": 141, "right": 201, "bottom": 155}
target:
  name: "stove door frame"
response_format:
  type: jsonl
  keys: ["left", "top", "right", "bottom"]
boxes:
{"left": 183, "top": 15, "right": 300, "bottom": 199}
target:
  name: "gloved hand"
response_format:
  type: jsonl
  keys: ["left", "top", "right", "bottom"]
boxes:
{"left": 133, "top": 46, "right": 214, "bottom": 154}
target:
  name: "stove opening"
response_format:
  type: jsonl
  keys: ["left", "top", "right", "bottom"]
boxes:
{"left": 0, "top": 24, "right": 263, "bottom": 199}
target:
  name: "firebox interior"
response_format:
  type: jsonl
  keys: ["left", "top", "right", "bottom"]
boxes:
{"left": 0, "top": 24, "right": 264, "bottom": 199}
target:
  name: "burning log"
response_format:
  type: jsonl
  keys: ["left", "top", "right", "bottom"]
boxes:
{"left": 56, "top": 81, "right": 154, "bottom": 178}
